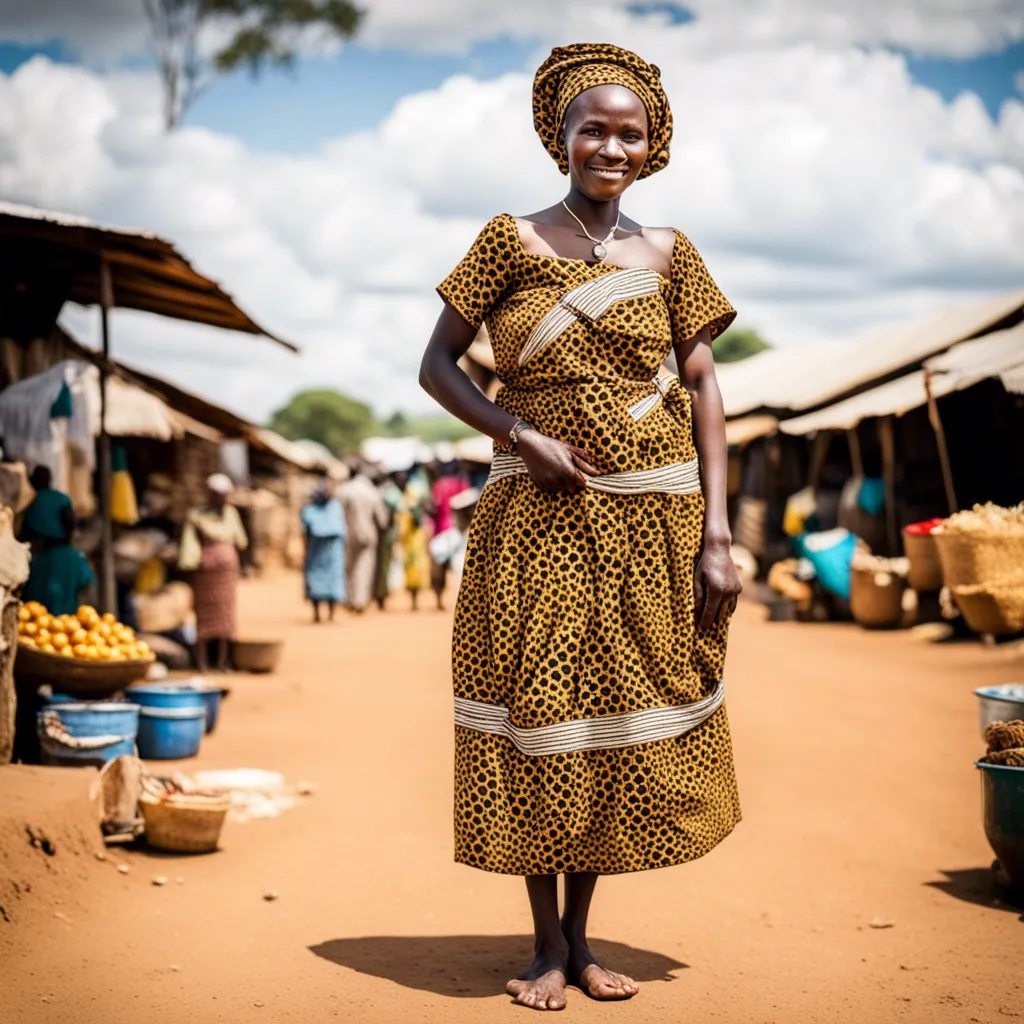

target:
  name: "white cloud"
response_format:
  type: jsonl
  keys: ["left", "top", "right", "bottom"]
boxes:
{"left": 1, "top": 32, "right": 1023, "bottom": 424}
{"left": 4, "top": 0, "right": 1024, "bottom": 61}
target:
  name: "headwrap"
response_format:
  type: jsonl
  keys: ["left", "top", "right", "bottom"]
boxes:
{"left": 206, "top": 472, "right": 234, "bottom": 496}
{"left": 533, "top": 43, "right": 673, "bottom": 180}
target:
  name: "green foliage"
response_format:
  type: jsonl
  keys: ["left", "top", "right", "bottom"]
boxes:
{"left": 268, "top": 388, "right": 375, "bottom": 456}
{"left": 385, "top": 413, "right": 477, "bottom": 444}
{"left": 143, "top": 0, "right": 364, "bottom": 128}
{"left": 713, "top": 326, "right": 772, "bottom": 364}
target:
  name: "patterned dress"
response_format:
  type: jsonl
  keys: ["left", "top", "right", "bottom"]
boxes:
{"left": 439, "top": 213, "right": 741, "bottom": 876}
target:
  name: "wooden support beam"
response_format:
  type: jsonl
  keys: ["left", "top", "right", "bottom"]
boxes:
{"left": 924, "top": 370, "right": 959, "bottom": 515}
{"left": 97, "top": 253, "right": 116, "bottom": 615}
{"left": 878, "top": 415, "right": 899, "bottom": 555}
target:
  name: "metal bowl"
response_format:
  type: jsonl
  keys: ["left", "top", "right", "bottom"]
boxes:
{"left": 974, "top": 684, "right": 1024, "bottom": 738}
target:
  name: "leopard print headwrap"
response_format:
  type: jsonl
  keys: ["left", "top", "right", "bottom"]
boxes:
{"left": 533, "top": 43, "right": 673, "bottom": 180}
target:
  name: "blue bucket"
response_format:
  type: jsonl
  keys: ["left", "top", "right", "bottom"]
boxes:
{"left": 127, "top": 683, "right": 208, "bottom": 712}
{"left": 136, "top": 705, "right": 206, "bottom": 760}
{"left": 37, "top": 702, "right": 140, "bottom": 768}
{"left": 194, "top": 687, "right": 227, "bottom": 734}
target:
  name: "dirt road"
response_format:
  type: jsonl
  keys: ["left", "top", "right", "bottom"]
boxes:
{"left": 2, "top": 573, "right": 1022, "bottom": 1023}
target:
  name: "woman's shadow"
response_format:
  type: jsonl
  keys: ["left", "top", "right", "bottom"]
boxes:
{"left": 309, "top": 934, "right": 687, "bottom": 998}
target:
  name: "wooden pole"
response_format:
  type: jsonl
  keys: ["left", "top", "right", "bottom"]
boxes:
{"left": 924, "top": 370, "right": 958, "bottom": 515}
{"left": 846, "top": 427, "right": 863, "bottom": 478}
{"left": 97, "top": 254, "right": 116, "bottom": 614}
{"left": 809, "top": 430, "right": 831, "bottom": 494}
{"left": 878, "top": 415, "right": 899, "bottom": 554}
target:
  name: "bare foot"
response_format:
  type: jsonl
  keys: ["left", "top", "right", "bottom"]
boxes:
{"left": 507, "top": 950, "right": 568, "bottom": 1011}
{"left": 567, "top": 941, "right": 638, "bottom": 1001}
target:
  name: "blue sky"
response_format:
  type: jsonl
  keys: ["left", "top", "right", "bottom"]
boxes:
{"left": 1, "top": 4, "right": 1022, "bottom": 419}
{"left": 1, "top": 32, "right": 1021, "bottom": 156}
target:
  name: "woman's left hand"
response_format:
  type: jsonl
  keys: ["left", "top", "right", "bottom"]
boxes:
{"left": 693, "top": 541, "right": 742, "bottom": 630}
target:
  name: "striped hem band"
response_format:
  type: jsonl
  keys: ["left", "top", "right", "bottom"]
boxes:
{"left": 454, "top": 681, "right": 725, "bottom": 756}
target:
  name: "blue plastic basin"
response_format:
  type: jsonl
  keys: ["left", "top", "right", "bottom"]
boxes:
{"left": 977, "top": 761, "right": 1024, "bottom": 897}
{"left": 136, "top": 705, "right": 206, "bottom": 760}
{"left": 37, "top": 702, "right": 140, "bottom": 768}
{"left": 127, "top": 684, "right": 207, "bottom": 712}
{"left": 193, "top": 687, "right": 227, "bottom": 734}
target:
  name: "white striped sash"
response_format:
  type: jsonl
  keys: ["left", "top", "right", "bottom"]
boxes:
{"left": 454, "top": 681, "right": 725, "bottom": 756}
{"left": 519, "top": 267, "right": 663, "bottom": 366}
{"left": 483, "top": 454, "right": 701, "bottom": 496}
{"left": 627, "top": 373, "right": 679, "bottom": 422}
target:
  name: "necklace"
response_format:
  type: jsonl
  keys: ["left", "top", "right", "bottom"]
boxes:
{"left": 561, "top": 201, "right": 620, "bottom": 262}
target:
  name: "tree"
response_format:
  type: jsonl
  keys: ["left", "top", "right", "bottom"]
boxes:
{"left": 268, "top": 388, "right": 374, "bottom": 456}
{"left": 143, "top": 0, "right": 364, "bottom": 130}
{"left": 713, "top": 326, "right": 772, "bottom": 364}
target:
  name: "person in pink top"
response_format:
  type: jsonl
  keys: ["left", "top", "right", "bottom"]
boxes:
{"left": 429, "top": 446, "right": 469, "bottom": 608}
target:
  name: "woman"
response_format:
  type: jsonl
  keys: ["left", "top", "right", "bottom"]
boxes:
{"left": 179, "top": 474, "right": 248, "bottom": 672}
{"left": 429, "top": 454, "right": 470, "bottom": 610}
{"left": 301, "top": 480, "right": 347, "bottom": 622}
{"left": 419, "top": 44, "right": 743, "bottom": 1011}
{"left": 21, "top": 466, "right": 96, "bottom": 615}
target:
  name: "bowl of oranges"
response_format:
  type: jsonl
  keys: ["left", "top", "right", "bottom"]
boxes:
{"left": 16, "top": 603, "right": 156, "bottom": 697}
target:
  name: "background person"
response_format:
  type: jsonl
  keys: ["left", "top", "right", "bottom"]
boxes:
{"left": 301, "top": 479, "right": 346, "bottom": 623}
{"left": 179, "top": 473, "right": 248, "bottom": 672}
{"left": 337, "top": 463, "right": 387, "bottom": 613}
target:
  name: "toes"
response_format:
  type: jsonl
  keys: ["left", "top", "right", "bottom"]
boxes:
{"left": 507, "top": 979, "right": 527, "bottom": 997}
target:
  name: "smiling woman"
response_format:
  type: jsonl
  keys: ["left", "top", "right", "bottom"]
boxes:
{"left": 419, "top": 41, "right": 742, "bottom": 1013}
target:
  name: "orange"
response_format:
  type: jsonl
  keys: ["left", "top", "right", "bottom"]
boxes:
{"left": 71, "top": 629, "right": 88, "bottom": 645}
{"left": 37, "top": 628, "right": 51, "bottom": 643}
{"left": 101, "top": 612, "right": 117, "bottom": 625}
{"left": 40, "top": 643, "right": 56, "bottom": 654}
{"left": 64, "top": 617, "right": 81, "bottom": 633}
{"left": 21, "top": 622, "right": 38, "bottom": 638}
{"left": 19, "top": 636, "right": 37, "bottom": 649}
{"left": 84, "top": 645, "right": 99, "bottom": 661}
{"left": 72, "top": 644, "right": 88, "bottom": 658}
{"left": 18, "top": 606, "right": 31, "bottom": 623}
{"left": 60, "top": 648, "right": 74, "bottom": 659}
{"left": 52, "top": 633, "right": 69, "bottom": 650}
{"left": 35, "top": 614, "right": 52, "bottom": 631}
{"left": 97, "top": 622, "right": 113, "bottom": 639}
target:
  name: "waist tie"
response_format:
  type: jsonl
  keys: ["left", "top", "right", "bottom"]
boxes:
{"left": 484, "top": 453, "right": 701, "bottom": 495}
{"left": 627, "top": 372, "right": 679, "bottom": 422}
{"left": 455, "top": 681, "right": 725, "bottom": 756}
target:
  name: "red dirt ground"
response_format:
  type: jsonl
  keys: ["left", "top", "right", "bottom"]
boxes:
{"left": 2, "top": 572, "right": 1022, "bottom": 1024}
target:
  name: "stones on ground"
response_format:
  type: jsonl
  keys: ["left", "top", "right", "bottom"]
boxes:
{"left": 152, "top": 876, "right": 168, "bottom": 887}
{"left": 169, "top": 964, "right": 181, "bottom": 972}
{"left": 117, "top": 864, "right": 130, "bottom": 874}
{"left": 94, "top": 851, "right": 106, "bottom": 861}
{"left": 296, "top": 780, "right": 317, "bottom": 796}
{"left": 869, "top": 917, "right": 895, "bottom": 929}
{"left": 176, "top": 876, "right": 185, "bottom": 885}
{"left": 263, "top": 891, "right": 279, "bottom": 902}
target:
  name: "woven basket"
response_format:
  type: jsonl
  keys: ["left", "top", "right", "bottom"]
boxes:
{"left": 140, "top": 791, "right": 229, "bottom": 853}
{"left": 15, "top": 645, "right": 155, "bottom": 699}
{"left": 933, "top": 529, "right": 1024, "bottom": 589}
{"left": 902, "top": 530, "right": 943, "bottom": 592}
{"left": 951, "top": 578, "right": 1024, "bottom": 636}
{"left": 850, "top": 565, "right": 907, "bottom": 629}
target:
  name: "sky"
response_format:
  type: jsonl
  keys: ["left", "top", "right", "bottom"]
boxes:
{"left": 0, "top": 1, "right": 1022, "bottom": 423}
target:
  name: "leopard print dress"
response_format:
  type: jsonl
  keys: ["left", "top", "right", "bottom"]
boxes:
{"left": 438, "top": 212, "right": 741, "bottom": 875}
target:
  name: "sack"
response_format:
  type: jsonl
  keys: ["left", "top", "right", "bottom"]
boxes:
{"left": 797, "top": 528, "right": 857, "bottom": 600}
{"left": 783, "top": 488, "right": 816, "bottom": 538}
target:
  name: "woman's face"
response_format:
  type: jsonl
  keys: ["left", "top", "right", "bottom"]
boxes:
{"left": 562, "top": 85, "right": 649, "bottom": 200}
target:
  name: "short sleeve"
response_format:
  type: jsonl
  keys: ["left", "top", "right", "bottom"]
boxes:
{"left": 667, "top": 230, "right": 736, "bottom": 342}
{"left": 436, "top": 214, "right": 518, "bottom": 329}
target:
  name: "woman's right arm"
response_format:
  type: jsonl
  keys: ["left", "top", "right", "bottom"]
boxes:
{"left": 418, "top": 305, "right": 598, "bottom": 491}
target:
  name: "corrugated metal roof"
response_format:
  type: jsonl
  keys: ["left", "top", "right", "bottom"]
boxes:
{"left": 779, "top": 321, "right": 1024, "bottom": 435}
{"left": 0, "top": 201, "right": 297, "bottom": 351}
{"left": 718, "top": 288, "right": 1024, "bottom": 418}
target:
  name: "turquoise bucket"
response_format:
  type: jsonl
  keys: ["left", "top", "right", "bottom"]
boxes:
{"left": 37, "top": 702, "right": 140, "bottom": 768}
{"left": 976, "top": 761, "right": 1024, "bottom": 897}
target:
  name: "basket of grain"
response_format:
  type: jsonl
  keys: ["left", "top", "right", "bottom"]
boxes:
{"left": 932, "top": 503, "right": 1024, "bottom": 589}
{"left": 849, "top": 553, "right": 910, "bottom": 629}
{"left": 951, "top": 578, "right": 1024, "bottom": 636}
{"left": 902, "top": 518, "right": 945, "bottom": 592}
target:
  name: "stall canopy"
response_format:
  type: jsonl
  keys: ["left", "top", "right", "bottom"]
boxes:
{"left": 0, "top": 201, "right": 297, "bottom": 351}
{"left": 718, "top": 288, "right": 1024, "bottom": 419}
{"left": 779, "top": 321, "right": 1024, "bottom": 435}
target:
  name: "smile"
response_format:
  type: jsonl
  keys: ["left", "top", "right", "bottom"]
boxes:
{"left": 587, "top": 166, "right": 628, "bottom": 178}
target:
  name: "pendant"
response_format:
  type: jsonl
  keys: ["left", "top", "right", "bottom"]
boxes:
{"left": 592, "top": 242, "right": 607, "bottom": 261}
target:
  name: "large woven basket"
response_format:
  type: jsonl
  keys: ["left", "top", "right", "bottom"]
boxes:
{"left": 15, "top": 645, "right": 154, "bottom": 699}
{"left": 140, "top": 791, "right": 229, "bottom": 853}
{"left": 850, "top": 565, "right": 907, "bottom": 629}
{"left": 933, "top": 529, "right": 1024, "bottom": 589}
{"left": 902, "top": 529, "right": 943, "bottom": 592}
{"left": 951, "top": 578, "right": 1024, "bottom": 636}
